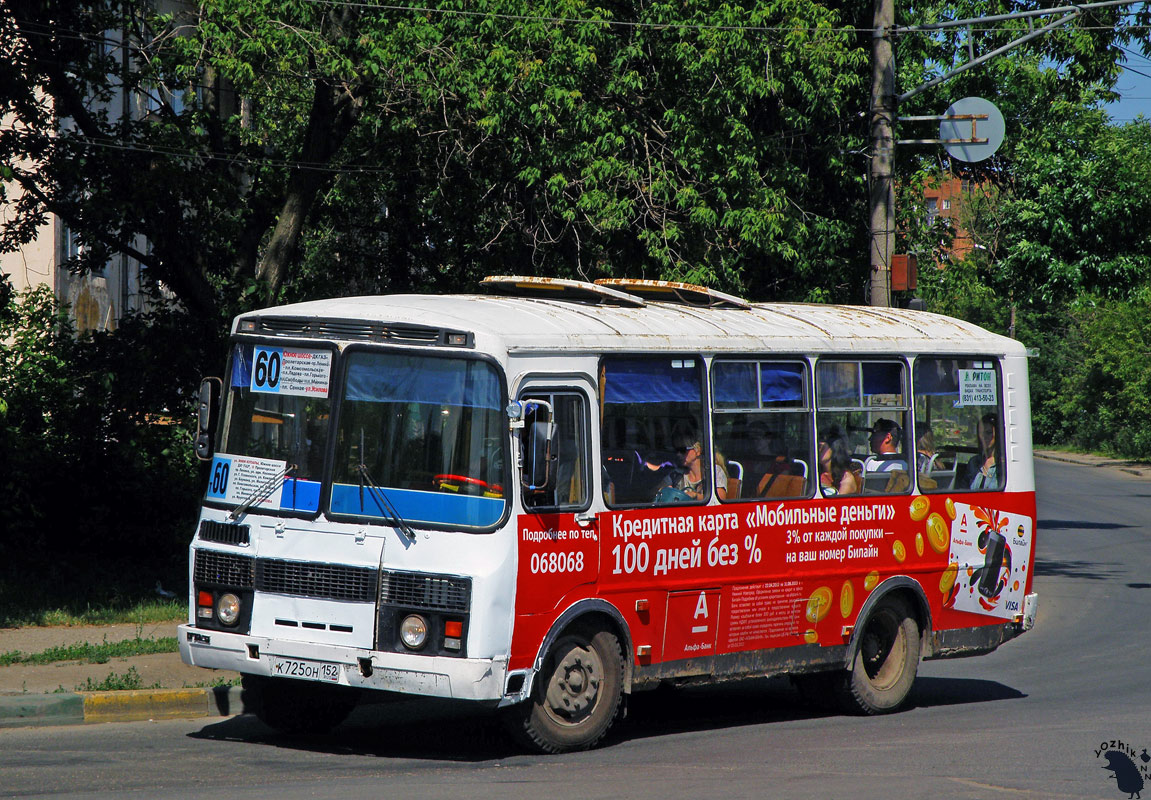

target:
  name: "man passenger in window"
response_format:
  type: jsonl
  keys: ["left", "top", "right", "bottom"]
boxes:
{"left": 864, "top": 418, "right": 906, "bottom": 472}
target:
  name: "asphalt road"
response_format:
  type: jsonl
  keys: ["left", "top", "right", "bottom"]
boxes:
{"left": 1, "top": 458, "right": 1148, "bottom": 800}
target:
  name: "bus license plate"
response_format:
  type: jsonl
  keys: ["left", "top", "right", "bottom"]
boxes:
{"left": 270, "top": 657, "right": 341, "bottom": 683}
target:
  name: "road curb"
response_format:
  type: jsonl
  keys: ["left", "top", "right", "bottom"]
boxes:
{"left": 1034, "top": 451, "right": 1148, "bottom": 474}
{"left": 0, "top": 686, "right": 244, "bottom": 728}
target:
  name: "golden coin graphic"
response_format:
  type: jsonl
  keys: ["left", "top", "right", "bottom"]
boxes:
{"left": 864, "top": 571, "right": 879, "bottom": 591}
{"left": 926, "top": 513, "right": 950, "bottom": 554}
{"left": 940, "top": 562, "right": 959, "bottom": 594}
{"left": 909, "top": 495, "right": 930, "bottom": 521}
{"left": 915, "top": 532, "right": 925, "bottom": 557}
{"left": 840, "top": 580, "right": 854, "bottom": 618}
{"left": 806, "top": 586, "right": 834, "bottom": 624}
{"left": 893, "top": 540, "right": 907, "bottom": 563}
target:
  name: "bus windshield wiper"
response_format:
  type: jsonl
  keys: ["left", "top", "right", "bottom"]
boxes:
{"left": 357, "top": 463, "right": 417, "bottom": 541}
{"left": 228, "top": 463, "right": 296, "bottom": 522}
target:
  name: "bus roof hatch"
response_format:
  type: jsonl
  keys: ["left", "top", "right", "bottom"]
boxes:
{"left": 481, "top": 275, "right": 646, "bottom": 307}
{"left": 594, "top": 278, "right": 750, "bottom": 309}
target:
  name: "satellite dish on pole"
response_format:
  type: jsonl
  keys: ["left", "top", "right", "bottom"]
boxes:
{"left": 940, "top": 96, "right": 1004, "bottom": 162}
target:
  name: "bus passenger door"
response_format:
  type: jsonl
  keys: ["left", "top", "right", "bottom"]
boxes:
{"left": 513, "top": 383, "right": 600, "bottom": 616}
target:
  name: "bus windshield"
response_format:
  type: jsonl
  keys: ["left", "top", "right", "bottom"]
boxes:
{"left": 211, "top": 342, "right": 334, "bottom": 514}
{"left": 330, "top": 350, "right": 507, "bottom": 529}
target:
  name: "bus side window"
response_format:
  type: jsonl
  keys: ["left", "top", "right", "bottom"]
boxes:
{"left": 913, "top": 357, "right": 1004, "bottom": 493}
{"left": 711, "top": 359, "right": 812, "bottom": 501}
{"left": 600, "top": 356, "right": 705, "bottom": 507}
{"left": 521, "top": 393, "right": 590, "bottom": 511}
{"left": 815, "top": 360, "right": 911, "bottom": 496}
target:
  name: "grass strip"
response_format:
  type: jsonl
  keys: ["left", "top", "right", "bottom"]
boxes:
{"left": 6, "top": 599, "right": 185, "bottom": 629}
{"left": 0, "top": 637, "right": 179, "bottom": 667}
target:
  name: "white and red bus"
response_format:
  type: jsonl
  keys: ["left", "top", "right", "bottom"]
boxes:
{"left": 181, "top": 276, "right": 1038, "bottom": 752}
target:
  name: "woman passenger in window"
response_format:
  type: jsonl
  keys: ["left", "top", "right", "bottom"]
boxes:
{"left": 673, "top": 433, "right": 728, "bottom": 501}
{"left": 818, "top": 433, "right": 859, "bottom": 496}
{"left": 966, "top": 413, "right": 1000, "bottom": 490}
{"left": 915, "top": 426, "right": 936, "bottom": 474}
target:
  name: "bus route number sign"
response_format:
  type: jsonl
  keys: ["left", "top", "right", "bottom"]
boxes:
{"left": 250, "top": 347, "right": 332, "bottom": 398}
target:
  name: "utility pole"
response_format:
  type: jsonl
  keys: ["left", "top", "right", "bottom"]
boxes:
{"left": 869, "top": 0, "right": 895, "bottom": 308}
{"left": 867, "top": 0, "right": 1140, "bottom": 309}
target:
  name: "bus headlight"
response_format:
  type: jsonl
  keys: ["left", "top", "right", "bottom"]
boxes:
{"left": 400, "top": 614, "right": 429, "bottom": 650}
{"left": 216, "top": 593, "right": 241, "bottom": 626}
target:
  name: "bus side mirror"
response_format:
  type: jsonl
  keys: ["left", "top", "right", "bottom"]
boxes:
{"left": 515, "top": 400, "right": 555, "bottom": 491}
{"left": 522, "top": 420, "right": 553, "bottom": 491}
{"left": 195, "top": 377, "right": 222, "bottom": 461}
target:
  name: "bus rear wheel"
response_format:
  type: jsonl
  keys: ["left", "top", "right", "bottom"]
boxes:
{"left": 505, "top": 626, "right": 624, "bottom": 753}
{"left": 242, "top": 674, "right": 360, "bottom": 735}
{"left": 840, "top": 595, "right": 920, "bottom": 715}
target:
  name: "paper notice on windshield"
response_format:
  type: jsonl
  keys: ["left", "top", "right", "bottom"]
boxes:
{"left": 250, "top": 347, "right": 332, "bottom": 398}
{"left": 206, "top": 455, "right": 288, "bottom": 508}
{"left": 958, "top": 369, "right": 997, "bottom": 406}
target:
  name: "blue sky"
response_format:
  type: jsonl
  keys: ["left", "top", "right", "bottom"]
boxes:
{"left": 1108, "top": 49, "right": 1151, "bottom": 122}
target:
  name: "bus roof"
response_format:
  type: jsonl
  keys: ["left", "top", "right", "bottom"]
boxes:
{"left": 236, "top": 293, "right": 1024, "bottom": 357}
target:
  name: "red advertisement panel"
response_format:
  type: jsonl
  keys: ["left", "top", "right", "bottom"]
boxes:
{"left": 512, "top": 491, "right": 1035, "bottom": 669}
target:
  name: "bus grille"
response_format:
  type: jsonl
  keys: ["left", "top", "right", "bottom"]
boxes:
{"left": 256, "top": 559, "right": 378, "bottom": 603}
{"left": 198, "top": 519, "right": 250, "bottom": 546}
{"left": 194, "top": 549, "right": 255, "bottom": 587}
{"left": 379, "top": 570, "right": 471, "bottom": 612}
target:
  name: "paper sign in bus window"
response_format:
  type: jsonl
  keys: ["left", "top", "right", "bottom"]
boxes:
{"left": 958, "top": 369, "right": 997, "bottom": 407}
{"left": 250, "top": 347, "right": 332, "bottom": 398}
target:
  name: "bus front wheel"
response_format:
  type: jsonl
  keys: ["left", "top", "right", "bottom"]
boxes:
{"left": 841, "top": 595, "right": 920, "bottom": 715}
{"left": 505, "top": 625, "right": 624, "bottom": 753}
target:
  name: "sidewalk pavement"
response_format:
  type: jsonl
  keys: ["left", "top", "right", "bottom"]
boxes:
{"left": 1032, "top": 448, "right": 1151, "bottom": 478}
{"left": 0, "top": 622, "right": 243, "bottom": 728}
{"left": 3, "top": 449, "right": 1145, "bottom": 729}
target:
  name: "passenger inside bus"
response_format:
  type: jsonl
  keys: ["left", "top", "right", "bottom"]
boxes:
{"left": 671, "top": 431, "right": 728, "bottom": 502}
{"left": 819, "top": 431, "right": 859, "bottom": 496}
{"left": 599, "top": 355, "right": 706, "bottom": 506}
{"left": 914, "top": 425, "right": 939, "bottom": 490}
{"left": 915, "top": 425, "right": 936, "bottom": 473}
{"left": 963, "top": 413, "right": 1000, "bottom": 490}
{"left": 864, "top": 419, "right": 907, "bottom": 472}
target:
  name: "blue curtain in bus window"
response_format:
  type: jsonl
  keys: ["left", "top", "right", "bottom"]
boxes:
{"left": 712, "top": 362, "right": 757, "bottom": 408}
{"left": 761, "top": 363, "right": 804, "bottom": 405}
{"left": 862, "top": 362, "right": 903, "bottom": 398}
{"left": 713, "top": 362, "right": 804, "bottom": 408}
{"left": 231, "top": 344, "right": 252, "bottom": 388}
{"left": 345, "top": 353, "right": 501, "bottom": 409}
{"left": 603, "top": 358, "right": 701, "bottom": 404}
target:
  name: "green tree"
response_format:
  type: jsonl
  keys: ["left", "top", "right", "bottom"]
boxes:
{"left": 2, "top": 1, "right": 880, "bottom": 312}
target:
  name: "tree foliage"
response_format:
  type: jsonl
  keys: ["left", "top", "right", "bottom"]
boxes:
{"left": 1, "top": 0, "right": 886, "bottom": 313}
{"left": 0, "top": 278, "right": 211, "bottom": 606}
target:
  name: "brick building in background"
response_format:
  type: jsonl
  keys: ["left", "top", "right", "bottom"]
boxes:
{"left": 921, "top": 174, "right": 986, "bottom": 263}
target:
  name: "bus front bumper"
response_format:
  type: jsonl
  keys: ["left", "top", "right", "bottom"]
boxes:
{"left": 178, "top": 624, "right": 507, "bottom": 702}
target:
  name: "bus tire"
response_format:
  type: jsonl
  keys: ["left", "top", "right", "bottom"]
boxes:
{"left": 242, "top": 674, "right": 360, "bottom": 735}
{"left": 840, "top": 595, "right": 920, "bottom": 715}
{"left": 505, "top": 626, "right": 624, "bottom": 754}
